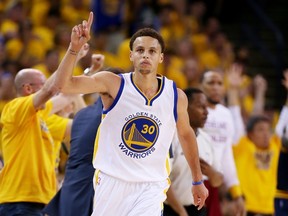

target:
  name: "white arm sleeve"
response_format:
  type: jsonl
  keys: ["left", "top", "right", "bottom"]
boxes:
{"left": 222, "top": 141, "right": 240, "bottom": 188}
{"left": 275, "top": 106, "right": 288, "bottom": 138}
{"left": 223, "top": 108, "right": 240, "bottom": 188}
{"left": 229, "top": 105, "right": 246, "bottom": 145}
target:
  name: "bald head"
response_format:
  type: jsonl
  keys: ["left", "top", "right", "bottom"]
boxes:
{"left": 14, "top": 69, "right": 46, "bottom": 96}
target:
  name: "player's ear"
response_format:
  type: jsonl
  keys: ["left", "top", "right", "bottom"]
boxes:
{"left": 129, "top": 51, "right": 133, "bottom": 62}
{"left": 159, "top": 53, "right": 164, "bottom": 63}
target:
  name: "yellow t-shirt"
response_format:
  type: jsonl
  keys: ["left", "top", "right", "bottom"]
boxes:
{"left": 0, "top": 99, "right": 11, "bottom": 161}
{"left": 46, "top": 114, "right": 69, "bottom": 170}
{"left": 0, "top": 95, "right": 57, "bottom": 204}
{"left": 233, "top": 135, "right": 281, "bottom": 214}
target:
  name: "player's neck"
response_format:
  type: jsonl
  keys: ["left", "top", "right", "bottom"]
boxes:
{"left": 132, "top": 72, "right": 159, "bottom": 99}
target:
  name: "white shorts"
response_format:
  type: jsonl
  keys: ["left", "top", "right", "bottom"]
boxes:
{"left": 92, "top": 170, "right": 170, "bottom": 216}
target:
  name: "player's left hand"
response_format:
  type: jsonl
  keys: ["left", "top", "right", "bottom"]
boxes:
{"left": 192, "top": 183, "right": 209, "bottom": 210}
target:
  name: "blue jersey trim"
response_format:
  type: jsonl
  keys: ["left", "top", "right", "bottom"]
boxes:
{"left": 169, "top": 144, "right": 174, "bottom": 158}
{"left": 150, "top": 76, "right": 165, "bottom": 106}
{"left": 130, "top": 73, "right": 165, "bottom": 106}
{"left": 173, "top": 82, "right": 178, "bottom": 122}
{"left": 130, "top": 73, "right": 149, "bottom": 105}
{"left": 103, "top": 74, "right": 124, "bottom": 114}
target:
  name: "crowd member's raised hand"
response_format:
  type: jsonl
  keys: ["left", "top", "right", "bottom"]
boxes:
{"left": 253, "top": 74, "right": 267, "bottom": 96}
{"left": 226, "top": 63, "right": 243, "bottom": 106}
{"left": 83, "top": 54, "right": 105, "bottom": 76}
{"left": 225, "top": 64, "right": 247, "bottom": 216}
{"left": 89, "top": 54, "right": 105, "bottom": 74}
{"left": 251, "top": 74, "right": 267, "bottom": 115}
{"left": 70, "top": 12, "right": 93, "bottom": 52}
{"left": 227, "top": 63, "right": 243, "bottom": 89}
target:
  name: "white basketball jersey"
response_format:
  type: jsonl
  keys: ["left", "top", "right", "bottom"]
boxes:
{"left": 93, "top": 72, "right": 178, "bottom": 182}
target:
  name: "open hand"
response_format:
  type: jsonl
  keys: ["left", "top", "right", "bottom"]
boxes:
{"left": 227, "top": 63, "right": 243, "bottom": 89}
{"left": 253, "top": 74, "right": 267, "bottom": 94}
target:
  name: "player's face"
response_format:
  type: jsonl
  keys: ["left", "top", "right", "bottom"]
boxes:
{"left": 130, "top": 36, "right": 163, "bottom": 75}
{"left": 201, "top": 71, "right": 224, "bottom": 104}
{"left": 187, "top": 93, "right": 208, "bottom": 128}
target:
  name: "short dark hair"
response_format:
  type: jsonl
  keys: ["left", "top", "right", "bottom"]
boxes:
{"left": 184, "top": 88, "right": 204, "bottom": 103}
{"left": 129, "top": 28, "right": 165, "bottom": 53}
{"left": 246, "top": 115, "right": 270, "bottom": 133}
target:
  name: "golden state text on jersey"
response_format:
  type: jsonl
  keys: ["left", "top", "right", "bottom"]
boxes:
{"left": 120, "top": 115, "right": 160, "bottom": 158}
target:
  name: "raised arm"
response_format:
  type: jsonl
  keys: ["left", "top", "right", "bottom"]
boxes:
{"left": 251, "top": 74, "right": 267, "bottom": 115}
{"left": 176, "top": 88, "right": 208, "bottom": 209}
{"left": 52, "top": 12, "right": 120, "bottom": 96}
{"left": 32, "top": 44, "right": 89, "bottom": 111}
{"left": 226, "top": 64, "right": 246, "bottom": 143}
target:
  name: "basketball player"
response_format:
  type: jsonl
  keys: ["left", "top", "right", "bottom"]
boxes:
{"left": 54, "top": 12, "right": 208, "bottom": 216}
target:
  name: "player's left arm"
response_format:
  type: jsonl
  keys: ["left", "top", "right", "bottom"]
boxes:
{"left": 176, "top": 88, "right": 209, "bottom": 210}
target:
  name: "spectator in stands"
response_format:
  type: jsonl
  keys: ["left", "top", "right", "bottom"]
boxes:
{"left": 227, "top": 64, "right": 282, "bottom": 216}
{"left": 0, "top": 16, "right": 89, "bottom": 215}
{"left": 164, "top": 88, "right": 223, "bottom": 216}
{"left": 233, "top": 116, "right": 280, "bottom": 216}
{"left": 200, "top": 69, "right": 246, "bottom": 216}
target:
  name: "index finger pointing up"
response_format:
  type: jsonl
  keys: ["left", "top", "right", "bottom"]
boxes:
{"left": 87, "top": 12, "right": 94, "bottom": 30}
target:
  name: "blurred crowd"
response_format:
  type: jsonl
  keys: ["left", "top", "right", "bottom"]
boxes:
{"left": 0, "top": 0, "right": 275, "bottom": 118}
{"left": 0, "top": 0, "right": 287, "bottom": 216}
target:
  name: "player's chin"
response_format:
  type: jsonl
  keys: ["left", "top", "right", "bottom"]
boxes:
{"left": 139, "top": 69, "right": 152, "bottom": 74}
